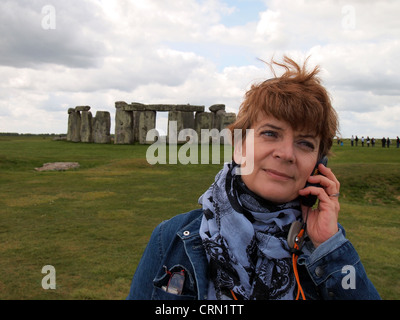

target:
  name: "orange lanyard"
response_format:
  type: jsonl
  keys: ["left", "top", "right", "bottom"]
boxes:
{"left": 292, "top": 227, "right": 306, "bottom": 300}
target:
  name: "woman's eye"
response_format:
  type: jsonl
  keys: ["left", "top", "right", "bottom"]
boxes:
{"left": 299, "top": 140, "right": 315, "bottom": 150}
{"left": 261, "top": 131, "right": 278, "bottom": 138}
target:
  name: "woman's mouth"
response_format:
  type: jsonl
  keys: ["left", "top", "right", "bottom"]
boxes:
{"left": 264, "top": 169, "right": 294, "bottom": 181}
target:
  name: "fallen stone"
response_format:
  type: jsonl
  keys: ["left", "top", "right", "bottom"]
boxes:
{"left": 35, "top": 162, "right": 80, "bottom": 172}
{"left": 52, "top": 136, "right": 67, "bottom": 141}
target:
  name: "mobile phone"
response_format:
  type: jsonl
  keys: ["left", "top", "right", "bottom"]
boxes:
{"left": 300, "top": 156, "right": 328, "bottom": 207}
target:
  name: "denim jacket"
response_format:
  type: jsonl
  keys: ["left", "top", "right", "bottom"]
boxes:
{"left": 127, "top": 209, "right": 380, "bottom": 300}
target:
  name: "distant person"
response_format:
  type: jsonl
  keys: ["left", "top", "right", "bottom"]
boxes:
{"left": 387, "top": 137, "right": 390, "bottom": 148}
{"left": 355, "top": 135, "right": 359, "bottom": 146}
{"left": 371, "top": 137, "right": 375, "bottom": 147}
{"left": 381, "top": 137, "right": 386, "bottom": 148}
{"left": 351, "top": 135, "right": 354, "bottom": 146}
{"left": 366, "top": 136, "right": 370, "bottom": 147}
{"left": 397, "top": 136, "right": 399, "bottom": 148}
{"left": 361, "top": 136, "right": 365, "bottom": 147}
{"left": 127, "top": 56, "right": 380, "bottom": 300}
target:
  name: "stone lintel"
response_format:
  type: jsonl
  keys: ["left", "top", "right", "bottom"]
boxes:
{"left": 116, "top": 101, "right": 204, "bottom": 112}
{"left": 209, "top": 104, "right": 225, "bottom": 112}
{"left": 75, "top": 106, "right": 91, "bottom": 112}
{"left": 146, "top": 104, "right": 205, "bottom": 112}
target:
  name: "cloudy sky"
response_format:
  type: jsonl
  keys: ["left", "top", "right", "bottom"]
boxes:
{"left": 1, "top": 0, "right": 399, "bottom": 139}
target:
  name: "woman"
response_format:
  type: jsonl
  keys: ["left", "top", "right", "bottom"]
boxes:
{"left": 127, "top": 57, "right": 380, "bottom": 300}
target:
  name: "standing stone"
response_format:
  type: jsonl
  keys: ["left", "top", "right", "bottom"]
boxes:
{"left": 182, "top": 111, "right": 195, "bottom": 130}
{"left": 194, "top": 112, "right": 213, "bottom": 136}
{"left": 168, "top": 111, "right": 183, "bottom": 132}
{"left": 168, "top": 111, "right": 196, "bottom": 143}
{"left": 138, "top": 110, "right": 156, "bottom": 144}
{"left": 217, "top": 112, "right": 236, "bottom": 144}
{"left": 220, "top": 112, "right": 236, "bottom": 130}
{"left": 180, "top": 111, "right": 196, "bottom": 143}
{"left": 214, "top": 110, "right": 226, "bottom": 130}
{"left": 115, "top": 108, "right": 134, "bottom": 144}
{"left": 66, "top": 108, "right": 74, "bottom": 141}
{"left": 132, "top": 111, "right": 139, "bottom": 143}
{"left": 93, "top": 111, "right": 111, "bottom": 144}
{"left": 67, "top": 110, "right": 81, "bottom": 142}
{"left": 80, "top": 111, "right": 93, "bottom": 143}
{"left": 209, "top": 104, "right": 226, "bottom": 130}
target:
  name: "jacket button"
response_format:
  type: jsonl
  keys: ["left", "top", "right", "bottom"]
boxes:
{"left": 183, "top": 231, "right": 190, "bottom": 236}
{"left": 315, "top": 266, "right": 325, "bottom": 277}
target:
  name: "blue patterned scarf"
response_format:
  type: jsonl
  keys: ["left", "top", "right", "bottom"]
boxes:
{"left": 199, "top": 161, "right": 302, "bottom": 300}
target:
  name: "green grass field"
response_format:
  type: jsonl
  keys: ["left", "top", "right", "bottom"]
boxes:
{"left": 0, "top": 136, "right": 399, "bottom": 299}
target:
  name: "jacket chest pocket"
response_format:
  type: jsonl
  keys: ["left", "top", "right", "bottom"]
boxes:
{"left": 152, "top": 264, "right": 197, "bottom": 300}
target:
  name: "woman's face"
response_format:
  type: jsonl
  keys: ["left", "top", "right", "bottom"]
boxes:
{"left": 234, "top": 116, "right": 320, "bottom": 204}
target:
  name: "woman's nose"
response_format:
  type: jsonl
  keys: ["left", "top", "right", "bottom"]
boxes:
{"left": 272, "top": 140, "right": 295, "bottom": 163}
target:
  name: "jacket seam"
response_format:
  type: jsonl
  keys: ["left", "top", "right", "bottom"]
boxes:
{"left": 157, "top": 221, "right": 166, "bottom": 261}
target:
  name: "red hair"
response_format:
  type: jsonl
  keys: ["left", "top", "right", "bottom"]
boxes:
{"left": 229, "top": 56, "right": 339, "bottom": 158}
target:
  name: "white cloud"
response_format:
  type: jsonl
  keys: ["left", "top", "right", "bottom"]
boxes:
{"left": 0, "top": 0, "right": 109, "bottom": 68}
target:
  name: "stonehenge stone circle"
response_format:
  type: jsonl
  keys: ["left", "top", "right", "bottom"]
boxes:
{"left": 66, "top": 102, "right": 236, "bottom": 145}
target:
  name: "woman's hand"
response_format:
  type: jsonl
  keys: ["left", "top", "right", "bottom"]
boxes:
{"left": 298, "top": 164, "right": 340, "bottom": 248}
